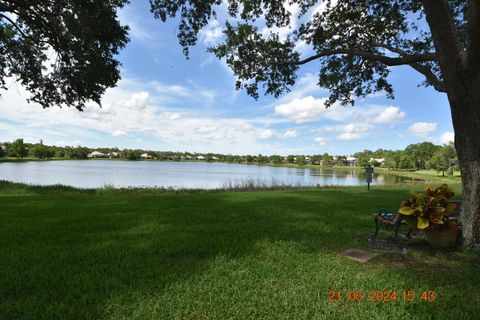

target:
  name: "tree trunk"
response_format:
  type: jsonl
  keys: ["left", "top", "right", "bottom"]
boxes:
{"left": 448, "top": 82, "right": 480, "bottom": 251}
{"left": 458, "top": 154, "right": 480, "bottom": 251}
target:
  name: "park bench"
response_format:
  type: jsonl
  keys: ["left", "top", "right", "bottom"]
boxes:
{"left": 371, "top": 209, "right": 410, "bottom": 249}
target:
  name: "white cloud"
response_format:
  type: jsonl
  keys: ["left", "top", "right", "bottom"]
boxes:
{"left": 256, "top": 129, "right": 274, "bottom": 139}
{"left": 124, "top": 91, "right": 149, "bottom": 109}
{"left": 118, "top": 9, "right": 154, "bottom": 42}
{"left": 278, "top": 73, "right": 327, "bottom": 101}
{"left": 440, "top": 131, "right": 455, "bottom": 144}
{"left": 284, "top": 129, "right": 299, "bottom": 138}
{"left": 200, "top": 20, "right": 224, "bottom": 45}
{"left": 294, "top": 39, "right": 311, "bottom": 55}
{"left": 321, "top": 126, "right": 336, "bottom": 132}
{"left": 112, "top": 130, "right": 128, "bottom": 137}
{"left": 314, "top": 137, "right": 326, "bottom": 146}
{"left": 342, "top": 123, "right": 370, "bottom": 134}
{"left": 197, "top": 125, "right": 218, "bottom": 134}
{"left": 274, "top": 94, "right": 393, "bottom": 125}
{"left": 27, "top": 121, "right": 58, "bottom": 128}
{"left": 337, "top": 133, "right": 361, "bottom": 141}
{"left": 0, "top": 78, "right": 304, "bottom": 155}
{"left": 337, "top": 123, "right": 369, "bottom": 141}
{"left": 374, "top": 106, "right": 406, "bottom": 124}
{"left": 155, "top": 84, "right": 189, "bottom": 96}
{"left": 409, "top": 122, "right": 438, "bottom": 137}
{"left": 275, "top": 96, "right": 331, "bottom": 123}
{"left": 161, "top": 112, "right": 181, "bottom": 121}
{"left": 317, "top": 123, "right": 370, "bottom": 141}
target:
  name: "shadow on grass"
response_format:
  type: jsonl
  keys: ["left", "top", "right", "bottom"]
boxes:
{"left": 1, "top": 188, "right": 477, "bottom": 318}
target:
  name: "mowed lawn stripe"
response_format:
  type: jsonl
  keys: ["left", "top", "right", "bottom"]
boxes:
{"left": 1, "top": 187, "right": 478, "bottom": 319}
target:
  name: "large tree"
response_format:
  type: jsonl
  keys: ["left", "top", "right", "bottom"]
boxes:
{"left": 405, "top": 142, "right": 439, "bottom": 170}
{"left": 9, "top": 138, "right": 28, "bottom": 158}
{"left": 150, "top": 0, "right": 480, "bottom": 250}
{"left": 0, "top": 0, "right": 129, "bottom": 110}
{"left": 428, "top": 143, "right": 459, "bottom": 176}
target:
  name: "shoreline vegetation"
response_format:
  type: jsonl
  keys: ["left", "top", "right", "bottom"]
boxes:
{"left": 0, "top": 176, "right": 462, "bottom": 195}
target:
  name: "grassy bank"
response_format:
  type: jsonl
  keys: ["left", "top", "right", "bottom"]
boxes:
{"left": 367, "top": 168, "right": 461, "bottom": 184}
{"left": 0, "top": 181, "right": 477, "bottom": 319}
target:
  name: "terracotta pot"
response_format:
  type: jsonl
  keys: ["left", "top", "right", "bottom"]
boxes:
{"left": 424, "top": 228, "right": 460, "bottom": 248}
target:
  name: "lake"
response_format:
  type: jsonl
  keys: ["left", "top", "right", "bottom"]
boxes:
{"left": 0, "top": 160, "right": 417, "bottom": 189}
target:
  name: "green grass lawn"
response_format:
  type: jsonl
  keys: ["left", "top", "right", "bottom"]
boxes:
{"left": 1, "top": 182, "right": 478, "bottom": 319}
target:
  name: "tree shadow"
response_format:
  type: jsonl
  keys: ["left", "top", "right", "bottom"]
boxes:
{"left": 2, "top": 188, "right": 476, "bottom": 318}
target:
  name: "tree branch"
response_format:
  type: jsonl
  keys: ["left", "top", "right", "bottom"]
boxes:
{"left": 379, "top": 44, "right": 447, "bottom": 92}
{"left": 0, "top": 13, "right": 29, "bottom": 38}
{"left": 422, "top": 0, "right": 464, "bottom": 84}
{"left": 290, "top": 48, "right": 437, "bottom": 66}
{"left": 467, "top": 0, "right": 480, "bottom": 74}
{"left": 273, "top": 42, "right": 446, "bottom": 92}
{"left": 409, "top": 63, "right": 447, "bottom": 92}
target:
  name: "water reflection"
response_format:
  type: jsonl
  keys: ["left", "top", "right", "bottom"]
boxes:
{"left": 0, "top": 160, "right": 413, "bottom": 189}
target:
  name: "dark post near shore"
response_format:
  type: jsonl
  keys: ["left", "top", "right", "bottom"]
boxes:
{"left": 365, "top": 165, "right": 374, "bottom": 191}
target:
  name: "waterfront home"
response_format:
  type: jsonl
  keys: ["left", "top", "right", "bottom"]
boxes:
{"left": 346, "top": 156, "right": 359, "bottom": 167}
{"left": 140, "top": 153, "right": 153, "bottom": 159}
{"left": 87, "top": 151, "right": 107, "bottom": 158}
{"left": 1, "top": 145, "right": 8, "bottom": 156}
{"left": 196, "top": 155, "right": 205, "bottom": 160}
{"left": 369, "top": 158, "right": 385, "bottom": 166}
{"left": 108, "top": 152, "right": 121, "bottom": 158}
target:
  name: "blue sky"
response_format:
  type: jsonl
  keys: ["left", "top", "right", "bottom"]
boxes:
{"left": 0, "top": 1, "right": 454, "bottom": 156}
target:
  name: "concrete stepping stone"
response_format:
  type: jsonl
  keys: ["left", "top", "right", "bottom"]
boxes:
{"left": 338, "top": 248, "right": 377, "bottom": 263}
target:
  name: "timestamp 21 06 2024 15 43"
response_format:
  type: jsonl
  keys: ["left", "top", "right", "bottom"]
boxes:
{"left": 327, "top": 290, "right": 436, "bottom": 303}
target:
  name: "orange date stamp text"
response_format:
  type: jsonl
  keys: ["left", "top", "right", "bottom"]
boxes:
{"left": 327, "top": 290, "right": 435, "bottom": 303}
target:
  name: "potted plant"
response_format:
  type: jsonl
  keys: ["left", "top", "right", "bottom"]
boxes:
{"left": 398, "top": 184, "right": 461, "bottom": 248}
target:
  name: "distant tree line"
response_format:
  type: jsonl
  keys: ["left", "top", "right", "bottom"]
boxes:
{"left": 353, "top": 142, "right": 459, "bottom": 175}
{"left": 0, "top": 139, "right": 458, "bottom": 175}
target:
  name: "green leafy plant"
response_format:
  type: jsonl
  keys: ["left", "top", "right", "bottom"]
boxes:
{"left": 399, "top": 184, "right": 460, "bottom": 230}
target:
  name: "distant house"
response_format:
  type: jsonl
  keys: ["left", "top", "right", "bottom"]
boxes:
{"left": 346, "top": 156, "right": 359, "bottom": 167}
{"left": 108, "top": 152, "right": 121, "bottom": 158}
{"left": 369, "top": 158, "right": 385, "bottom": 167}
{"left": 211, "top": 156, "right": 219, "bottom": 161}
{"left": 305, "top": 156, "right": 311, "bottom": 164}
{"left": 185, "top": 155, "right": 193, "bottom": 160}
{"left": 140, "top": 153, "right": 153, "bottom": 159}
{"left": 196, "top": 155, "right": 205, "bottom": 160}
{"left": 88, "top": 151, "right": 107, "bottom": 158}
{"left": 1, "top": 145, "right": 8, "bottom": 156}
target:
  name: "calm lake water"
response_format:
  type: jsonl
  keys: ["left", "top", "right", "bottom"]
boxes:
{"left": 0, "top": 160, "right": 415, "bottom": 189}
